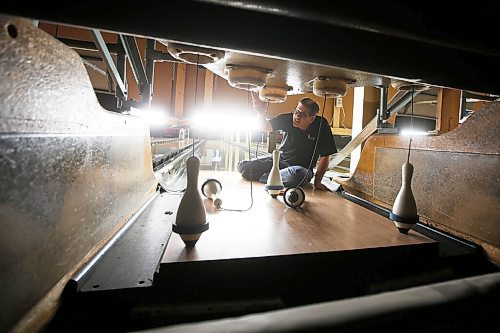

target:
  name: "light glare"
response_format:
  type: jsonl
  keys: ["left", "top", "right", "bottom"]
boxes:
{"left": 128, "top": 107, "right": 169, "bottom": 125}
{"left": 401, "top": 129, "right": 429, "bottom": 136}
{"left": 193, "top": 111, "right": 259, "bottom": 131}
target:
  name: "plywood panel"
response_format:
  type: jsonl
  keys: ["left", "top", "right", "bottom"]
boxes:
{"left": 163, "top": 171, "right": 435, "bottom": 263}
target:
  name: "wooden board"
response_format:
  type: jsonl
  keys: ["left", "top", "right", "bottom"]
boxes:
{"left": 162, "top": 171, "right": 435, "bottom": 263}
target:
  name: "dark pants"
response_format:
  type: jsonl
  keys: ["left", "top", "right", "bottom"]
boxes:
{"left": 237, "top": 156, "right": 313, "bottom": 187}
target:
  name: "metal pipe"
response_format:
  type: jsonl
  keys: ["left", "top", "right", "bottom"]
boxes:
{"left": 80, "top": 57, "right": 106, "bottom": 76}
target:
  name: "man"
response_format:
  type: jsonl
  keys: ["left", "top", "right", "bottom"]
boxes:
{"left": 237, "top": 93, "right": 337, "bottom": 191}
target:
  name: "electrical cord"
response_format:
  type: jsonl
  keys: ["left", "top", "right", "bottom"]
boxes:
{"left": 192, "top": 54, "right": 200, "bottom": 157}
{"left": 407, "top": 85, "right": 414, "bottom": 163}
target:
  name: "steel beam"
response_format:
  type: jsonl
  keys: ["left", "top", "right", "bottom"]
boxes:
{"left": 144, "top": 39, "right": 156, "bottom": 107}
{"left": 376, "top": 85, "right": 389, "bottom": 128}
{"left": 116, "top": 42, "right": 127, "bottom": 108}
{"left": 90, "top": 29, "right": 127, "bottom": 99}
{"left": 119, "top": 34, "right": 149, "bottom": 93}
{"left": 57, "top": 37, "right": 120, "bottom": 54}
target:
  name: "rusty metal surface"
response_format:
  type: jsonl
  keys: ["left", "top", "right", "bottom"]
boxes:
{"left": 374, "top": 148, "right": 499, "bottom": 247}
{"left": 0, "top": 16, "right": 157, "bottom": 332}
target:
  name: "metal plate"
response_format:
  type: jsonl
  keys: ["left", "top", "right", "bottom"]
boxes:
{"left": 0, "top": 16, "right": 157, "bottom": 332}
{"left": 76, "top": 193, "right": 179, "bottom": 292}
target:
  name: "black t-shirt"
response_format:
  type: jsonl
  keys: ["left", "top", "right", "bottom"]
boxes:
{"left": 270, "top": 113, "right": 337, "bottom": 170}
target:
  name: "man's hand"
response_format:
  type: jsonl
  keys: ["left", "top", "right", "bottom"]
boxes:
{"left": 314, "top": 181, "right": 331, "bottom": 191}
{"left": 251, "top": 91, "right": 273, "bottom": 132}
{"left": 313, "top": 156, "right": 331, "bottom": 191}
{"left": 251, "top": 91, "right": 267, "bottom": 114}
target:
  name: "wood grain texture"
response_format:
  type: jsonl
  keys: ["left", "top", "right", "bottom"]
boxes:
{"left": 163, "top": 171, "right": 435, "bottom": 263}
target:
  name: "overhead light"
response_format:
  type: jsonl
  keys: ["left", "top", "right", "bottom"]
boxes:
{"left": 192, "top": 110, "right": 259, "bottom": 131}
{"left": 128, "top": 107, "right": 169, "bottom": 125}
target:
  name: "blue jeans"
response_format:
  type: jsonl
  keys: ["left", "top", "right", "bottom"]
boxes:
{"left": 237, "top": 156, "right": 313, "bottom": 187}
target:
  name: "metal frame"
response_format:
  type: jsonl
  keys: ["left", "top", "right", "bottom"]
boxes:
{"left": 81, "top": 57, "right": 106, "bottom": 76}
{"left": 119, "top": 34, "right": 150, "bottom": 107}
{"left": 90, "top": 29, "right": 127, "bottom": 101}
{"left": 2, "top": 1, "right": 500, "bottom": 94}
{"left": 376, "top": 85, "right": 389, "bottom": 130}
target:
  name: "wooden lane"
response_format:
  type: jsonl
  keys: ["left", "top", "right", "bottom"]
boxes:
{"left": 162, "top": 171, "right": 435, "bottom": 263}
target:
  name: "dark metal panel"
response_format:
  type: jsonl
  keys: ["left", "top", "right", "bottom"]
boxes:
{"left": 374, "top": 148, "right": 500, "bottom": 246}
{"left": 72, "top": 192, "right": 179, "bottom": 292}
{"left": 0, "top": 16, "right": 157, "bottom": 332}
{"left": 1, "top": 1, "right": 500, "bottom": 94}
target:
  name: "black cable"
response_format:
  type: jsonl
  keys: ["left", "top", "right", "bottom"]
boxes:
{"left": 193, "top": 54, "right": 200, "bottom": 157}
{"left": 161, "top": 189, "right": 186, "bottom": 195}
{"left": 407, "top": 85, "right": 414, "bottom": 163}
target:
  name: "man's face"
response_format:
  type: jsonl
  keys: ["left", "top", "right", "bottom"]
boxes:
{"left": 292, "top": 103, "right": 315, "bottom": 130}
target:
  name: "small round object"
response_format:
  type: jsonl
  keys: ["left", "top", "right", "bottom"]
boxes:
{"left": 313, "top": 77, "right": 347, "bottom": 98}
{"left": 167, "top": 42, "right": 225, "bottom": 64}
{"left": 283, "top": 187, "right": 306, "bottom": 208}
{"left": 259, "top": 85, "right": 291, "bottom": 103}
{"left": 225, "top": 65, "right": 270, "bottom": 90}
{"left": 201, "top": 178, "right": 222, "bottom": 197}
{"left": 391, "top": 79, "right": 430, "bottom": 91}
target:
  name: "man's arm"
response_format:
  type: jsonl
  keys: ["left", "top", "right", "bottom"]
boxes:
{"left": 314, "top": 155, "right": 331, "bottom": 191}
{"left": 252, "top": 91, "right": 273, "bottom": 132}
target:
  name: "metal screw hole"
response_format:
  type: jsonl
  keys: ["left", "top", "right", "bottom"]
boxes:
{"left": 7, "top": 24, "right": 17, "bottom": 38}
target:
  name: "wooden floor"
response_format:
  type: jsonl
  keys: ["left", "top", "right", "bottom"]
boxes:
{"left": 162, "top": 171, "right": 436, "bottom": 264}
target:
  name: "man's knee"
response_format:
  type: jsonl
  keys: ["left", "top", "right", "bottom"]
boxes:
{"left": 295, "top": 168, "right": 310, "bottom": 180}
{"left": 237, "top": 160, "right": 248, "bottom": 174}
{"left": 281, "top": 166, "right": 311, "bottom": 187}
{"left": 237, "top": 160, "right": 253, "bottom": 179}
